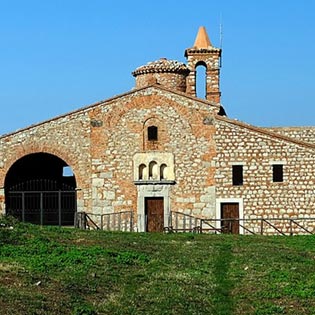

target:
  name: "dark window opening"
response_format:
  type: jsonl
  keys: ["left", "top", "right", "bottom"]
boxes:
{"left": 148, "top": 126, "right": 158, "bottom": 141}
{"left": 232, "top": 165, "right": 243, "bottom": 186}
{"left": 273, "top": 164, "right": 283, "bottom": 182}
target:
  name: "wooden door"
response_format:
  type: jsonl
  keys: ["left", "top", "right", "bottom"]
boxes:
{"left": 221, "top": 203, "right": 239, "bottom": 234}
{"left": 145, "top": 197, "right": 164, "bottom": 232}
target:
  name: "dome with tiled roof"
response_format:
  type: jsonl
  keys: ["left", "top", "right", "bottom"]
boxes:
{"left": 132, "top": 58, "right": 190, "bottom": 92}
{"left": 132, "top": 58, "right": 189, "bottom": 76}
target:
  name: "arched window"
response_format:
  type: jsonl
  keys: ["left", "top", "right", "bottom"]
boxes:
{"left": 160, "top": 164, "right": 167, "bottom": 180}
{"left": 139, "top": 164, "right": 147, "bottom": 180}
{"left": 148, "top": 126, "right": 158, "bottom": 141}
{"left": 149, "top": 161, "right": 158, "bottom": 180}
{"left": 196, "top": 62, "right": 207, "bottom": 99}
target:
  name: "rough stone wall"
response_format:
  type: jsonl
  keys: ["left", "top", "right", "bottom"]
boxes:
{"left": 185, "top": 50, "right": 221, "bottom": 103}
{"left": 264, "top": 126, "right": 315, "bottom": 145}
{"left": 214, "top": 117, "right": 315, "bottom": 234}
{"left": 134, "top": 72, "right": 187, "bottom": 92}
{"left": 87, "top": 87, "right": 218, "bottom": 229}
{"left": 0, "top": 111, "right": 92, "bottom": 213}
{"left": 0, "top": 86, "right": 219, "bottom": 230}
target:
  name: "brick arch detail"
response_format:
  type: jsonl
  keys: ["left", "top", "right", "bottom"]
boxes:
{"left": 1, "top": 144, "right": 80, "bottom": 188}
{"left": 142, "top": 116, "right": 167, "bottom": 151}
{"left": 195, "top": 60, "right": 208, "bottom": 70}
{"left": 108, "top": 93, "right": 205, "bottom": 134}
{"left": 190, "top": 59, "right": 212, "bottom": 70}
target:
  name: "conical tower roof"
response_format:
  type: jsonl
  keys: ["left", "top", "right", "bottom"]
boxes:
{"left": 193, "top": 26, "right": 212, "bottom": 48}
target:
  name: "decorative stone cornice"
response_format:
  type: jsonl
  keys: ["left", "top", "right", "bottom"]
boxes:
{"left": 184, "top": 47, "right": 221, "bottom": 57}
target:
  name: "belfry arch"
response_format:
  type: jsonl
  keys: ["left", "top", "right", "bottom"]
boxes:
{"left": 185, "top": 26, "right": 221, "bottom": 103}
{"left": 195, "top": 61, "right": 207, "bottom": 99}
{"left": 5, "top": 152, "right": 77, "bottom": 226}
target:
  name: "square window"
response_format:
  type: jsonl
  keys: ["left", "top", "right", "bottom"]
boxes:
{"left": 273, "top": 164, "right": 283, "bottom": 182}
{"left": 232, "top": 165, "right": 243, "bottom": 186}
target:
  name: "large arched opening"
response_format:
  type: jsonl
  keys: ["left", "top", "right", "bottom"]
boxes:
{"left": 5, "top": 153, "right": 77, "bottom": 226}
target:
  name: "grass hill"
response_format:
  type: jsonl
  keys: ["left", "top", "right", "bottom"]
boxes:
{"left": 1, "top": 216, "right": 315, "bottom": 315}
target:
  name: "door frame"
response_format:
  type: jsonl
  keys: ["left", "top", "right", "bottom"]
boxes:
{"left": 145, "top": 197, "right": 164, "bottom": 232}
{"left": 136, "top": 183, "right": 171, "bottom": 232}
{"left": 216, "top": 198, "right": 244, "bottom": 234}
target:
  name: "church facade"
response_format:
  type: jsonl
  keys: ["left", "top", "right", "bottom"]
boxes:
{"left": 1, "top": 27, "right": 315, "bottom": 234}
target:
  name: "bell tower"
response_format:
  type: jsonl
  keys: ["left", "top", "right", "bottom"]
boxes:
{"left": 185, "top": 26, "right": 221, "bottom": 103}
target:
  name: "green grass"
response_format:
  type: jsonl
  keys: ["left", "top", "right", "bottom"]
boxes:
{"left": 1, "top": 216, "right": 315, "bottom": 314}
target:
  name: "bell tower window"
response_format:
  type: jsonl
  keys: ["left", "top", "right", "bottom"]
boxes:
{"left": 196, "top": 62, "right": 207, "bottom": 99}
{"left": 148, "top": 126, "right": 158, "bottom": 141}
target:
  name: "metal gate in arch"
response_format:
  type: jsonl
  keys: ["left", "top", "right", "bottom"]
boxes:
{"left": 5, "top": 179, "right": 77, "bottom": 226}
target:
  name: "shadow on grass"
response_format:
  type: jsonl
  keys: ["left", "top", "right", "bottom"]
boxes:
{"left": 212, "top": 243, "right": 234, "bottom": 315}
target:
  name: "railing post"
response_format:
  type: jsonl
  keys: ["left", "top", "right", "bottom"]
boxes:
{"left": 106, "top": 214, "right": 110, "bottom": 230}
{"left": 40, "top": 192, "right": 44, "bottom": 226}
{"left": 22, "top": 192, "right": 25, "bottom": 222}
{"left": 74, "top": 190, "right": 77, "bottom": 227}
{"left": 58, "top": 191, "right": 62, "bottom": 227}
{"left": 100, "top": 214, "right": 104, "bottom": 230}
{"left": 175, "top": 212, "right": 178, "bottom": 230}
{"left": 167, "top": 211, "right": 171, "bottom": 231}
{"left": 130, "top": 211, "right": 133, "bottom": 232}
{"left": 290, "top": 219, "right": 293, "bottom": 236}
{"left": 260, "top": 218, "right": 264, "bottom": 235}
{"left": 118, "top": 212, "right": 122, "bottom": 231}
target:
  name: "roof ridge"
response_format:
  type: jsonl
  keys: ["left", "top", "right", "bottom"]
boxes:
{"left": 0, "top": 85, "right": 220, "bottom": 139}
{"left": 215, "top": 115, "right": 315, "bottom": 150}
{"left": 150, "top": 83, "right": 221, "bottom": 108}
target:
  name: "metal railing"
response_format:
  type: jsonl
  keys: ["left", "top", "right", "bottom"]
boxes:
{"left": 75, "top": 211, "right": 134, "bottom": 232}
{"left": 199, "top": 217, "right": 315, "bottom": 235}
{"left": 168, "top": 212, "right": 315, "bottom": 235}
{"left": 75, "top": 210, "right": 315, "bottom": 236}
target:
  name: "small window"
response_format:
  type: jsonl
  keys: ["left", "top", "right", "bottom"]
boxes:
{"left": 148, "top": 126, "right": 158, "bottom": 141}
{"left": 273, "top": 164, "right": 283, "bottom": 182}
{"left": 232, "top": 165, "right": 243, "bottom": 186}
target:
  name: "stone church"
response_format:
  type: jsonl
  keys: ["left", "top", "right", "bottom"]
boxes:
{"left": 1, "top": 26, "right": 315, "bottom": 234}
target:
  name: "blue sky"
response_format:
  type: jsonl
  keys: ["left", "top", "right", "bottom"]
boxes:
{"left": 0, "top": 0, "right": 314, "bottom": 135}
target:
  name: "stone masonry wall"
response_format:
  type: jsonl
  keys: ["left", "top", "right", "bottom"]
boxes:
{"left": 215, "top": 117, "right": 315, "bottom": 234}
{"left": 0, "top": 111, "right": 92, "bottom": 213}
{"left": 0, "top": 86, "right": 219, "bottom": 230}
{"left": 134, "top": 72, "right": 187, "bottom": 92}
{"left": 264, "top": 126, "right": 315, "bottom": 145}
{"left": 185, "top": 50, "right": 221, "bottom": 103}
{"left": 87, "top": 87, "right": 218, "bottom": 229}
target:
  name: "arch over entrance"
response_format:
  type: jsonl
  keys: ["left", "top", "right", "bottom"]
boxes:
{"left": 5, "top": 153, "right": 77, "bottom": 226}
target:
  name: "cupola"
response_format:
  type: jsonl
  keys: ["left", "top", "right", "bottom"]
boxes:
{"left": 132, "top": 58, "right": 190, "bottom": 92}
